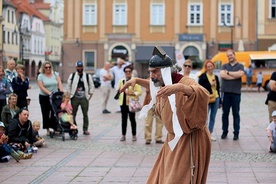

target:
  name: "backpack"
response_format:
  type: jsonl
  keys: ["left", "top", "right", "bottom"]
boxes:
{"left": 70, "top": 72, "right": 90, "bottom": 87}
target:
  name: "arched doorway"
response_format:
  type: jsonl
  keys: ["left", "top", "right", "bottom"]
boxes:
{"left": 183, "top": 46, "right": 201, "bottom": 69}
{"left": 31, "top": 61, "right": 36, "bottom": 78}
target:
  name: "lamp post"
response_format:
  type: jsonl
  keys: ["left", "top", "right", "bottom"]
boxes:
{"left": 1, "top": 25, "right": 4, "bottom": 65}
{"left": 224, "top": 16, "right": 242, "bottom": 50}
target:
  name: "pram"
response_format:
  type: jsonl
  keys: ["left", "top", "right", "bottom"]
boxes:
{"left": 49, "top": 91, "right": 78, "bottom": 141}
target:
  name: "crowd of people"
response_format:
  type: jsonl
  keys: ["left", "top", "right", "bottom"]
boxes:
{"left": 1, "top": 46, "right": 275, "bottom": 184}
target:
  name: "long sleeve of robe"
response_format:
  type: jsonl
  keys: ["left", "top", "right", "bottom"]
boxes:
{"left": 147, "top": 76, "right": 211, "bottom": 184}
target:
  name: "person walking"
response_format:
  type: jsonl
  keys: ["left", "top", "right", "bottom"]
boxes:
{"left": 120, "top": 46, "right": 211, "bottom": 183}
{"left": 143, "top": 87, "right": 163, "bottom": 144}
{"left": 257, "top": 71, "right": 263, "bottom": 92}
{"left": 199, "top": 60, "right": 222, "bottom": 141}
{"left": 117, "top": 65, "right": 142, "bottom": 142}
{"left": 67, "top": 61, "right": 94, "bottom": 135}
{"left": 37, "top": 61, "right": 63, "bottom": 136}
{"left": 265, "top": 71, "right": 276, "bottom": 122}
{"left": 220, "top": 49, "right": 244, "bottom": 140}
{"left": 99, "top": 62, "right": 113, "bottom": 114}
{"left": 245, "top": 64, "right": 253, "bottom": 92}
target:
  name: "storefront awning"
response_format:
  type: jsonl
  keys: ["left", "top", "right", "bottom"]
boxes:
{"left": 135, "top": 46, "right": 175, "bottom": 62}
{"left": 250, "top": 53, "right": 276, "bottom": 60}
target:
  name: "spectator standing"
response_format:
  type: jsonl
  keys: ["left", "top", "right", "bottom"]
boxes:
{"left": 245, "top": 65, "right": 253, "bottom": 92}
{"left": 0, "top": 66, "right": 11, "bottom": 121}
{"left": 220, "top": 49, "right": 244, "bottom": 140}
{"left": 67, "top": 61, "right": 94, "bottom": 135}
{"left": 4, "top": 58, "right": 17, "bottom": 87}
{"left": 257, "top": 71, "right": 263, "bottom": 92}
{"left": 265, "top": 71, "right": 276, "bottom": 122}
{"left": 111, "top": 58, "right": 129, "bottom": 112}
{"left": 117, "top": 65, "right": 142, "bottom": 142}
{"left": 183, "top": 59, "right": 198, "bottom": 82}
{"left": 143, "top": 87, "right": 163, "bottom": 144}
{"left": 199, "top": 60, "right": 222, "bottom": 141}
{"left": 1, "top": 93, "right": 20, "bottom": 127}
{"left": 99, "top": 62, "right": 114, "bottom": 114}
{"left": 37, "top": 61, "right": 63, "bottom": 136}
{"left": 120, "top": 46, "right": 211, "bottom": 183}
{"left": 11, "top": 64, "right": 29, "bottom": 109}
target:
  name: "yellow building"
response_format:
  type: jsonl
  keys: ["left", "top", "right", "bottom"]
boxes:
{"left": 62, "top": 0, "right": 260, "bottom": 80}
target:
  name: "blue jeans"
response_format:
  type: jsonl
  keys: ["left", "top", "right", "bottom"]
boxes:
{"left": 222, "top": 92, "right": 241, "bottom": 135}
{"left": 208, "top": 97, "right": 220, "bottom": 133}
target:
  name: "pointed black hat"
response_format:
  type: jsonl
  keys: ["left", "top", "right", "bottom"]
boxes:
{"left": 149, "top": 46, "right": 173, "bottom": 68}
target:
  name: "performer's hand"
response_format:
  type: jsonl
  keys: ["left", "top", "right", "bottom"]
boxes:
{"left": 120, "top": 78, "right": 136, "bottom": 93}
{"left": 156, "top": 84, "right": 180, "bottom": 97}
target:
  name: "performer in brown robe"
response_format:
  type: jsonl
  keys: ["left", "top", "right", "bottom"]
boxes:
{"left": 120, "top": 46, "right": 211, "bottom": 184}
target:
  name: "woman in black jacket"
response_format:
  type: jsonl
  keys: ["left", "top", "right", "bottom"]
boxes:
{"left": 7, "top": 108, "right": 33, "bottom": 152}
{"left": 198, "top": 60, "right": 222, "bottom": 141}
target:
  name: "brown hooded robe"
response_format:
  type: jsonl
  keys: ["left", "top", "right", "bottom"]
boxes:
{"left": 146, "top": 76, "right": 211, "bottom": 184}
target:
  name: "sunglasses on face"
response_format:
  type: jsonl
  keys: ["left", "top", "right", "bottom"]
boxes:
{"left": 124, "top": 70, "right": 132, "bottom": 73}
{"left": 184, "top": 65, "right": 192, "bottom": 68}
{"left": 45, "top": 66, "right": 51, "bottom": 69}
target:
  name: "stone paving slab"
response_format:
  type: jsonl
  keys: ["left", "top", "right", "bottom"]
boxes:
{"left": 1, "top": 82, "right": 276, "bottom": 183}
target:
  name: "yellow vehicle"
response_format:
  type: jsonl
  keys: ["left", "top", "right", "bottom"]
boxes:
{"left": 209, "top": 51, "right": 276, "bottom": 91}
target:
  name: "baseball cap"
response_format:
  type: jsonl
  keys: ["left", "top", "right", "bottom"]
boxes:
{"left": 272, "top": 111, "right": 276, "bottom": 117}
{"left": 0, "top": 121, "right": 5, "bottom": 128}
{"left": 76, "top": 61, "right": 83, "bottom": 67}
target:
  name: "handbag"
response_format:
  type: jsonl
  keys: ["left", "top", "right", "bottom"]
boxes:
{"left": 129, "top": 98, "right": 142, "bottom": 112}
{"left": 114, "top": 90, "right": 120, "bottom": 100}
{"left": 209, "top": 94, "right": 216, "bottom": 104}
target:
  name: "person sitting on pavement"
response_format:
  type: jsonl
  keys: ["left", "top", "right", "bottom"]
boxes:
{"left": 266, "top": 110, "right": 276, "bottom": 153}
{"left": 1, "top": 93, "right": 20, "bottom": 128}
{"left": 7, "top": 108, "right": 33, "bottom": 159}
{"left": 32, "top": 121, "right": 45, "bottom": 147}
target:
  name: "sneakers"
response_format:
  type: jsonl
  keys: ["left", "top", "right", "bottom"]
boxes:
{"left": 233, "top": 135, "right": 239, "bottom": 141}
{"left": 102, "top": 109, "right": 111, "bottom": 114}
{"left": 211, "top": 137, "right": 217, "bottom": 141}
{"left": 132, "top": 136, "right": 137, "bottom": 142}
{"left": 120, "top": 135, "right": 126, "bottom": 141}
{"left": 0, "top": 155, "right": 11, "bottom": 162}
{"left": 156, "top": 140, "right": 164, "bottom": 144}
{"left": 221, "top": 132, "right": 228, "bottom": 139}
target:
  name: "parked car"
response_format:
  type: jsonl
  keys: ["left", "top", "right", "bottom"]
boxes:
{"left": 92, "top": 69, "right": 101, "bottom": 88}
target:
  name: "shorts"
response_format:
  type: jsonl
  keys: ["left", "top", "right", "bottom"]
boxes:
{"left": 246, "top": 76, "right": 252, "bottom": 85}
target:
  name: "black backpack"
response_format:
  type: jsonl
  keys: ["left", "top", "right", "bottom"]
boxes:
{"left": 70, "top": 72, "right": 90, "bottom": 87}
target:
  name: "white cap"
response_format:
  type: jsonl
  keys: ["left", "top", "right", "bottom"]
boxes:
{"left": 0, "top": 121, "right": 5, "bottom": 128}
{"left": 272, "top": 110, "right": 276, "bottom": 117}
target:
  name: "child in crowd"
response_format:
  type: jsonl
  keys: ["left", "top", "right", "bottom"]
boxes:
{"left": 257, "top": 71, "right": 263, "bottom": 92}
{"left": 32, "top": 121, "right": 45, "bottom": 147}
{"left": 59, "top": 92, "right": 77, "bottom": 129}
{"left": 0, "top": 121, "right": 24, "bottom": 162}
{"left": 266, "top": 110, "right": 276, "bottom": 153}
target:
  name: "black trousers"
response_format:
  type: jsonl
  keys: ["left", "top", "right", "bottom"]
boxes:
{"left": 39, "top": 95, "right": 56, "bottom": 129}
{"left": 120, "top": 104, "right": 136, "bottom": 136}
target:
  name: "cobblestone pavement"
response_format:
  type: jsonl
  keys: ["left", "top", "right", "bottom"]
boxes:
{"left": 1, "top": 82, "right": 276, "bottom": 184}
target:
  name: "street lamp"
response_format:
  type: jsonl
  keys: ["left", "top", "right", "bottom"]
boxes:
{"left": 1, "top": 25, "right": 4, "bottom": 65}
{"left": 223, "top": 16, "right": 242, "bottom": 49}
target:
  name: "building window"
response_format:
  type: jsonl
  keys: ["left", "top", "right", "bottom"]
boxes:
{"left": 113, "top": 4, "right": 127, "bottom": 25}
{"left": 188, "top": 3, "right": 202, "bottom": 25}
{"left": 7, "top": 32, "right": 10, "bottom": 44}
{"left": 12, "top": 32, "right": 14, "bottom": 44}
{"left": 7, "top": 10, "right": 10, "bottom": 23}
{"left": 15, "top": 33, "right": 18, "bottom": 45}
{"left": 12, "top": 11, "right": 14, "bottom": 23}
{"left": 271, "top": 0, "right": 276, "bottom": 18}
{"left": 83, "top": 4, "right": 97, "bottom": 25}
{"left": 84, "top": 51, "right": 95, "bottom": 70}
{"left": 150, "top": 3, "right": 165, "bottom": 25}
{"left": 3, "top": 31, "right": 5, "bottom": 44}
{"left": 219, "top": 3, "right": 233, "bottom": 26}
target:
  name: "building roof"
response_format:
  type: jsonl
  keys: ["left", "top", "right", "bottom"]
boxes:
{"left": 32, "top": 2, "right": 51, "bottom": 10}
{"left": 10, "top": 0, "right": 50, "bottom": 21}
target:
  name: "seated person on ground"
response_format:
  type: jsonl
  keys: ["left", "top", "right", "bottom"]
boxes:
{"left": 32, "top": 121, "right": 45, "bottom": 147}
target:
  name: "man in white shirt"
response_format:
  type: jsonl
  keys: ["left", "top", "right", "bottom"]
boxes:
{"left": 111, "top": 57, "right": 129, "bottom": 112}
{"left": 100, "top": 62, "right": 114, "bottom": 114}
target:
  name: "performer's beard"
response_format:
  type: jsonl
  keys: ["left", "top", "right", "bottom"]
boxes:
{"left": 151, "top": 77, "right": 164, "bottom": 87}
